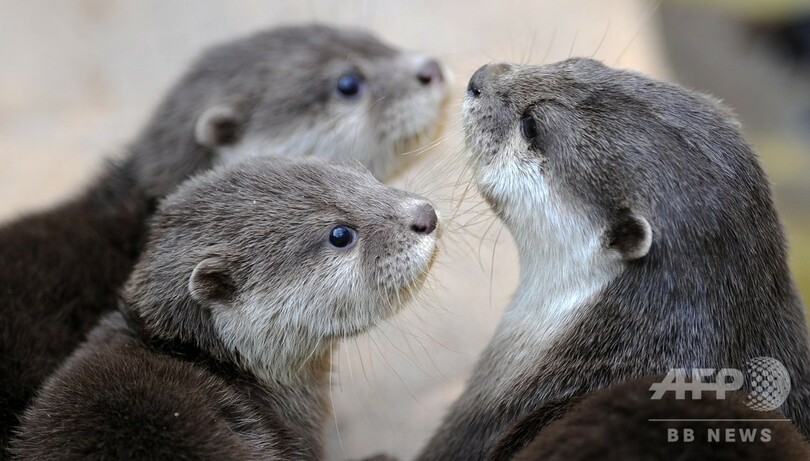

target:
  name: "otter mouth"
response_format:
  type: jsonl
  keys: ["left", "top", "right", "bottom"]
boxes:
{"left": 389, "top": 242, "right": 438, "bottom": 317}
{"left": 329, "top": 240, "right": 439, "bottom": 340}
{"left": 460, "top": 84, "right": 536, "bottom": 217}
{"left": 397, "top": 234, "right": 441, "bottom": 302}
{"left": 460, "top": 97, "right": 497, "bottom": 166}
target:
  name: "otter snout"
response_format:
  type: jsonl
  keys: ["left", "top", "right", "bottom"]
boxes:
{"left": 467, "top": 62, "right": 512, "bottom": 97}
{"left": 410, "top": 203, "right": 438, "bottom": 235}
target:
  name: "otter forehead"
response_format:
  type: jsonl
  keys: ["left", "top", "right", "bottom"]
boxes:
{"left": 199, "top": 24, "right": 400, "bottom": 84}
{"left": 468, "top": 58, "right": 727, "bottom": 121}
{"left": 153, "top": 158, "right": 436, "bottom": 276}
{"left": 198, "top": 24, "right": 397, "bottom": 66}
{"left": 192, "top": 25, "right": 405, "bottom": 112}
{"left": 159, "top": 158, "right": 406, "bottom": 227}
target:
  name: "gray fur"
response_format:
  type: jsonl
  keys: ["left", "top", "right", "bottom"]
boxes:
{"left": 0, "top": 24, "right": 447, "bottom": 452}
{"left": 12, "top": 158, "right": 439, "bottom": 460}
{"left": 418, "top": 58, "right": 810, "bottom": 460}
{"left": 131, "top": 24, "right": 449, "bottom": 197}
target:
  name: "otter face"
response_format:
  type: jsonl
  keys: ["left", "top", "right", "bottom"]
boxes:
{"left": 461, "top": 58, "right": 774, "bottom": 338}
{"left": 191, "top": 25, "right": 449, "bottom": 181}
{"left": 128, "top": 158, "right": 438, "bottom": 380}
{"left": 463, "top": 58, "right": 763, "bottom": 269}
{"left": 462, "top": 59, "right": 686, "bottom": 267}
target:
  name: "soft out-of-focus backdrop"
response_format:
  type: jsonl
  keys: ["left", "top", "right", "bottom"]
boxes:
{"left": 1, "top": 1, "right": 808, "bottom": 459}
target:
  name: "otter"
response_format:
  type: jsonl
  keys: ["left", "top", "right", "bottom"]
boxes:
{"left": 417, "top": 58, "right": 810, "bottom": 460}
{"left": 0, "top": 24, "right": 447, "bottom": 452}
{"left": 10, "top": 157, "right": 439, "bottom": 460}
{"left": 511, "top": 377, "right": 810, "bottom": 461}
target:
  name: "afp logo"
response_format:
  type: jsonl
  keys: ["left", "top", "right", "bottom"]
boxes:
{"left": 649, "top": 357, "right": 792, "bottom": 411}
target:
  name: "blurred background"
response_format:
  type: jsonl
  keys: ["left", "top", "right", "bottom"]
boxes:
{"left": 0, "top": 0, "right": 808, "bottom": 459}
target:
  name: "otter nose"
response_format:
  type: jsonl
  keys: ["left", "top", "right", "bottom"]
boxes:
{"left": 417, "top": 59, "right": 444, "bottom": 85}
{"left": 410, "top": 203, "right": 438, "bottom": 235}
{"left": 467, "top": 63, "right": 511, "bottom": 97}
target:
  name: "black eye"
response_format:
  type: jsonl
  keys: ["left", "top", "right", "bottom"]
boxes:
{"left": 336, "top": 73, "right": 365, "bottom": 98}
{"left": 329, "top": 225, "right": 358, "bottom": 248}
{"left": 520, "top": 114, "right": 538, "bottom": 141}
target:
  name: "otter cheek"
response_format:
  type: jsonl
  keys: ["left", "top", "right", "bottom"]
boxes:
{"left": 320, "top": 252, "right": 367, "bottom": 333}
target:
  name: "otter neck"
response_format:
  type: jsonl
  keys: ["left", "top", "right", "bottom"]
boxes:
{"left": 258, "top": 344, "right": 333, "bottom": 455}
{"left": 125, "top": 304, "right": 333, "bottom": 455}
{"left": 497, "top": 177, "right": 623, "bottom": 350}
{"left": 415, "top": 197, "right": 625, "bottom": 460}
{"left": 416, "top": 213, "right": 623, "bottom": 461}
{"left": 482, "top": 210, "right": 622, "bottom": 391}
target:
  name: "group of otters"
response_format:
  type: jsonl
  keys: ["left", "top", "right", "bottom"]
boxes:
{"left": 1, "top": 24, "right": 810, "bottom": 460}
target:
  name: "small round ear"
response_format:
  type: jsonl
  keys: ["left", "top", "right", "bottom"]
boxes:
{"left": 194, "top": 105, "right": 242, "bottom": 148}
{"left": 189, "top": 255, "right": 237, "bottom": 306}
{"left": 607, "top": 211, "right": 652, "bottom": 261}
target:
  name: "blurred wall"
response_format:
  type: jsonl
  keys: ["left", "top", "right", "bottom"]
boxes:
{"left": 659, "top": 0, "right": 810, "bottom": 307}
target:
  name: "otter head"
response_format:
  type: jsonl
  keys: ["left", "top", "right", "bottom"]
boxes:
{"left": 122, "top": 158, "right": 439, "bottom": 383}
{"left": 134, "top": 24, "right": 449, "bottom": 197}
{"left": 462, "top": 58, "right": 784, "bottom": 328}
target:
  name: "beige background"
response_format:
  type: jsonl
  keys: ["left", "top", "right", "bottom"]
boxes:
{"left": 2, "top": 1, "right": 807, "bottom": 460}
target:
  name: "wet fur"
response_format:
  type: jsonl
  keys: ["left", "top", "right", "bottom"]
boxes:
{"left": 418, "top": 58, "right": 810, "bottom": 460}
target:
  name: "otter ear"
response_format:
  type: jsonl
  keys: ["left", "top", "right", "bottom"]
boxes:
{"left": 607, "top": 212, "right": 652, "bottom": 261}
{"left": 194, "top": 105, "right": 242, "bottom": 148}
{"left": 189, "top": 255, "right": 237, "bottom": 306}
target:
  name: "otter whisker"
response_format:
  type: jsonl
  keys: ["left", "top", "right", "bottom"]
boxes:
{"left": 590, "top": 19, "right": 612, "bottom": 59}
{"left": 367, "top": 333, "right": 421, "bottom": 405}
{"left": 542, "top": 29, "right": 557, "bottom": 64}
{"left": 342, "top": 333, "right": 354, "bottom": 386}
{"left": 489, "top": 224, "right": 505, "bottom": 311}
{"left": 568, "top": 29, "right": 579, "bottom": 58}
{"left": 401, "top": 127, "right": 464, "bottom": 156}
{"left": 613, "top": 0, "right": 663, "bottom": 66}
{"left": 378, "top": 319, "right": 434, "bottom": 379}
{"left": 328, "top": 340, "right": 345, "bottom": 454}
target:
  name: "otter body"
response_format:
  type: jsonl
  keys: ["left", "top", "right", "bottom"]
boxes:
{"left": 0, "top": 24, "right": 447, "bottom": 452}
{"left": 13, "top": 312, "right": 317, "bottom": 460}
{"left": 12, "top": 158, "right": 439, "bottom": 460}
{"left": 418, "top": 58, "right": 810, "bottom": 460}
{"left": 0, "top": 163, "right": 151, "bottom": 455}
{"left": 513, "top": 377, "right": 810, "bottom": 461}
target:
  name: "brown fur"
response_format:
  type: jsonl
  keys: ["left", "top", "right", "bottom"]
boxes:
{"left": 512, "top": 377, "right": 810, "bottom": 460}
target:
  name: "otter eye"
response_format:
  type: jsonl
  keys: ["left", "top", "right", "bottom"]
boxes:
{"left": 336, "top": 74, "right": 365, "bottom": 98}
{"left": 520, "top": 114, "right": 538, "bottom": 140}
{"left": 329, "top": 225, "right": 358, "bottom": 248}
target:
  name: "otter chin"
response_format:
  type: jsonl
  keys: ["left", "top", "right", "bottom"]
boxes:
{"left": 11, "top": 158, "right": 439, "bottom": 460}
{"left": 418, "top": 58, "right": 810, "bottom": 461}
